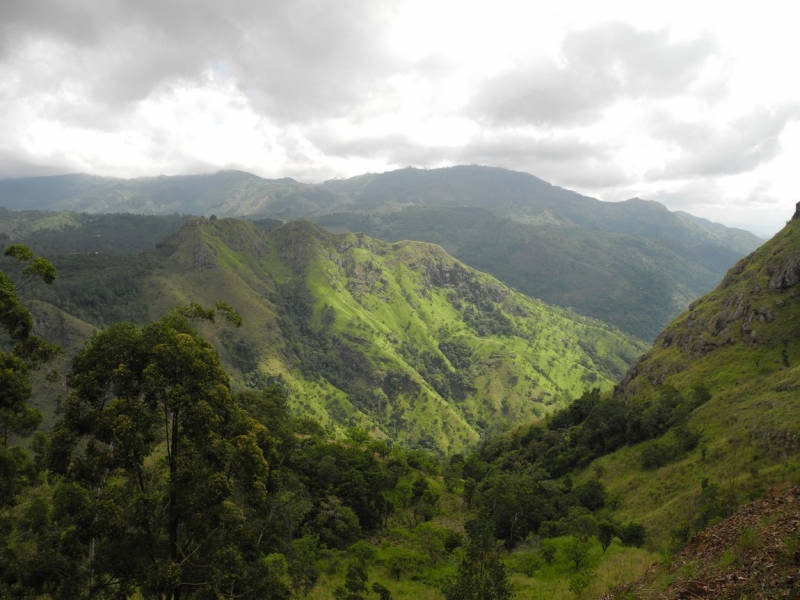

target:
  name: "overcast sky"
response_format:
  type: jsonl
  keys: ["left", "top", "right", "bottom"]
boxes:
{"left": 1, "top": 0, "right": 797, "bottom": 235}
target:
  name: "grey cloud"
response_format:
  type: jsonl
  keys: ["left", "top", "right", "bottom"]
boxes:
{"left": 0, "top": 149, "right": 75, "bottom": 179}
{"left": 645, "top": 180, "right": 724, "bottom": 209}
{"left": 314, "top": 129, "right": 607, "bottom": 161}
{"left": 472, "top": 22, "right": 720, "bottom": 126}
{"left": 456, "top": 134, "right": 628, "bottom": 188}
{"left": 458, "top": 133, "right": 609, "bottom": 162}
{"left": 310, "top": 129, "right": 627, "bottom": 187}
{"left": 471, "top": 59, "right": 616, "bottom": 126}
{"left": 0, "top": 0, "right": 109, "bottom": 55}
{"left": 309, "top": 131, "right": 452, "bottom": 166}
{"left": 646, "top": 105, "right": 800, "bottom": 179}
{"left": 1, "top": 0, "right": 402, "bottom": 121}
{"left": 562, "top": 22, "right": 718, "bottom": 97}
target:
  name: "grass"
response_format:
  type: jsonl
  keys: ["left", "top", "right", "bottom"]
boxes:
{"left": 571, "top": 218, "right": 800, "bottom": 545}
{"left": 301, "top": 478, "right": 659, "bottom": 600}
{"left": 127, "top": 218, "right": 644, "bottom": 453}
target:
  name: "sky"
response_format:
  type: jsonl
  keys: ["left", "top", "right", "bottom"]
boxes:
{"left": 1, "top": 1, "right": 798, "bottom": 236}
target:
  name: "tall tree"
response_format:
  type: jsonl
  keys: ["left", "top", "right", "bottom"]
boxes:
{"left": 442, "top": 509, "right": 513, "bottom": 600}
{"left": 53, "top": 304, "right": 276, "bottom": 599}
{"left": 0, "top": 245, "right": 59, "bottom": 449}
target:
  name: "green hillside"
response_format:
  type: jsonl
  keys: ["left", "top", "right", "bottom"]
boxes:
{"left": 318, "top": 166, "right": 762, "bottom": 340}
{"left": 461, "top": 206, "right": 799, "bottom": 544}
{"left": 1, "top": 166, "right": 762, "bottom": 341}
{"left": 594, "top": 209, "right": 800, "bottom": 537}
{"left": 314, "top": 206, "right": 740, "bottom": 341}
{"left": 1, "top": 210, "right": 795, "bottom": 599}
{"left": 417, "top": 207, "right": 799, "bottom": 597}
{"left": 17, "top": 218, "right": 645, "bottom": 454}
{"left": 143, "top": 218, "right": 645, "bottom": 453}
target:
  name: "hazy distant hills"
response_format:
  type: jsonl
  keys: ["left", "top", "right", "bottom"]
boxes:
{"left": 18, "top": 217, "right": 645, "bottom": 453}
{"left": 0, "top": 170, "right": 336, "bottom": 217}
{"left": 0, "top": 166, "right": 763, "bottom": 254}
{"left": 0, "top": 165, "right": 764, "bottom": 340}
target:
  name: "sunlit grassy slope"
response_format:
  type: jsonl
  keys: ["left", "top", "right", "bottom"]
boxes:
{"left": 142, "top": 217, "right": 645, "bottom": 454}
{"left": 579, "top": 215, "right": 800, "bottom": 539}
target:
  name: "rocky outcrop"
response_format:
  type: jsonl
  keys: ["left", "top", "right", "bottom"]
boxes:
{"left": 193, "top": 244, "right": 218, "bottom": 269}
{"left": 767, "top": 251, "right": 800, "bottom": 291}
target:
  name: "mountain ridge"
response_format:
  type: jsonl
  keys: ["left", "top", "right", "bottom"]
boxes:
{"left": 582, "top": 210, "right": 800, "bottom": 538}
{"left": 2, "top": 165, "right": 764, "bottom": 340}
{"left": 0, "top": 165, "right": 763, "bottom": 246}
{"left": 20, "top": 216, "right": 646, "bottom": 453}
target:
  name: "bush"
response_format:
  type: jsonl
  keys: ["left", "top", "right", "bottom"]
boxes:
{"left": 540, "top": 540, "right": 557, "bottom": 564}
{"left": 620, "top": 522, "right": 647, "bottom": 548}
{"left": 573, "top": 479, "right": 606, "bottom": 511}
{"left": 508, "top": 551, "right": 542, "bottom": 577}
{"left": 381, "top": 548, "right": 427, "bottom": 581}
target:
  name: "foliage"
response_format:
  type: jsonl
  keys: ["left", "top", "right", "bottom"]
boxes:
{"left": 333, "top": 564, "right": 369, "bottom": 600}
{"left": 597, "top": 520, "right": 617, "bottom": 553}
{"left": 313, "top": 173, "right": 759, "bottom": 341}
{"left": 619, "top": 522, "right": 648, "bottom": 548}
{"left": 563, "top": 536, "right": 593, "bottom": 570}
{"left": 0, "top": 245, "right": 59, "bottom": 451}
{"left": 459, "top": 383, "right": 700, "bottom": 548}
{"left": 540, "top": 539, "right": 557, "bottom": 564}
{"left": 442, "top": 509, "right": 513, "bottom": 600}
{"left": 569, "top": 568, "right": 596, "bottom": 598}
{"left": 46, "top": 305, "right": 284, "bottom": 598}
{"left": 13, "top": 216, "right": 646, "bottom": 454}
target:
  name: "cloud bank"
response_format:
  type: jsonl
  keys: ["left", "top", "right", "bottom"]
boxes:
{"left": 1, "top": 0, "right": 799, "bottom": 234}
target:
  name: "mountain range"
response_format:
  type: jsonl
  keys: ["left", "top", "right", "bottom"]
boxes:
{"left": 1, "top": 170, "right": 798, "bottom": 598}
{"left": 0, "top": 165, "right": 763, "bottom": 340}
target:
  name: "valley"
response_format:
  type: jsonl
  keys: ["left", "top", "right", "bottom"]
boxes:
{"left": 0, "top": 168, "right": 797, "bottom": 599}
{"left": 0, "top": 165, "right": 763, "bottom": 340}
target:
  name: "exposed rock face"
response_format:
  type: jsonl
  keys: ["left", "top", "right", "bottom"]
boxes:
{"left": 767, "top": 251, "right": 800, "bottom": 291}
{"left": 193, "top": 244, "right": 218, "bottom": 269}
{"left": 793, "top": 200, "right": 800, "bottom": 220}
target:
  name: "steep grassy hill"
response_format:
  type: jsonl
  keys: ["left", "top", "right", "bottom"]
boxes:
{"left": 18, "top": 218, "right": 645, "bottom": 453}
{"left": 315, "top": 206, "right": 738, "bottom": 341}
{"left": 140, "top": 218, "right": 645, "bottom": 453}
{"left": 586, "top": 206, "right": 800, "bottom": 538}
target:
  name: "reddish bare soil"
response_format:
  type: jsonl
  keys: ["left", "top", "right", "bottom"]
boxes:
{"left": 600, "top": 486, "right": 800, "bottom": 599}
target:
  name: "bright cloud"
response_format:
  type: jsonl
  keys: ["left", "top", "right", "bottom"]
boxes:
{"left": 1, "top": 0, "right": 799, "bottom": 235}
